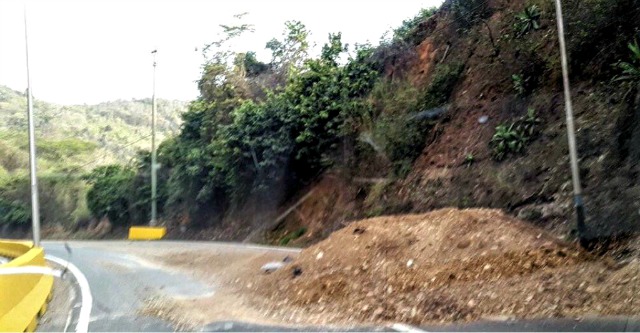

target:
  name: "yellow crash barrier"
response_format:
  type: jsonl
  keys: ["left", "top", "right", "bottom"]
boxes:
{"left": 0, "top": 240, "right": 53, "bottom": 332}
{"left": 128, "top": 226, "right": 166, "bottom": 240}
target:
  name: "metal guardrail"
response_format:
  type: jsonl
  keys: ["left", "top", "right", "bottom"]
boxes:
{"left": 0, "top": 240, "right": 54, "bottom": 332}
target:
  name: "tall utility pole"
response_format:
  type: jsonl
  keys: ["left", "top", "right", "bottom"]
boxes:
{"left": 150, "top": 50, "right": 158, "bottom": 226}
{"left": 24, "top": 5, "right": 41, "bottom": 246}
{"left": 554, "top": 0, "right": 587, "bottom": 243}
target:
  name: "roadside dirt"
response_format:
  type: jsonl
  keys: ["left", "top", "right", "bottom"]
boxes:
{"left": 139, "top": 209, "right": 640, "bottom": 329}
{"left": 247, "top": 208, "right": 640, "bottom": 326}
{"left": 265, "top": 174, "right": 359, "bottom": 247}
{"left": 136, "top": 246, "right": 304, "bottom": 329}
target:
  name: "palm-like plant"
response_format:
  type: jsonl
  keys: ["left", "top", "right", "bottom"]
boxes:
{"left": 512, "top": 74, "right": 526, "bottom": 96}
{"left": 515, "top": 5, "right": 541, "bottom": 37}
{"left": 515, "top": 108, "right": 542, "bottom": 138}
{"left": 615, "top": 40, "right": 640, "bottom": 82}
{"left": 491, "top": 124, "right": 524, "bottom": 160}
{"left": 491, "top": 109, "right": 541, "bottom": 161}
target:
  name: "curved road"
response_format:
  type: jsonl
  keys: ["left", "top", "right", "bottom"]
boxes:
{"left": 35, "top": 241, "right": 640, "bottom": 332}
{"left": 38, "top": 241, "right": 300, "bottom": 332}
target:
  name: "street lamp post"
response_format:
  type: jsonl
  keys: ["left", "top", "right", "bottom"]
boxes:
{"left": 24, "top": 5, "right": 41, "bottom": 246}
{"left": 554, "top": 0, "right": 587, "bottom": 243}
{"left": 150, "top": 50, "right": 158, "bottom": 227}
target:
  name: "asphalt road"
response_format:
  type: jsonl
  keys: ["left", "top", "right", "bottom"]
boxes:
{"left": 39, "top": 241, "right": 194, "bottom": 331}
{"left": 34, "top": 241, "right": 640, "bottom": 332}
{"left": 38, "top": 240, "right": 302, "bottom": 332}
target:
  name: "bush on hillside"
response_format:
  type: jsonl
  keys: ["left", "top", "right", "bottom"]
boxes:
{"left": 85, "top": 165, "right": 136, "bottom": 226}
{"left": 364, "top": 63, "right": 463, "bottom": 178}
{"left": 615, "top": 40, "right": 640, "bottom": 82}
{"left": 0, "top": 198, "right": 29, "bottom": 226}
{"left": 36, "top": 139, "right": 97, "bottom": 160}
{"left": 514, "top": 5, "right": 542, "bottom": 38}
{"left": 490, "top": 108, "right": 542, "bottom": 161}
{"left": 0, "top": 173, "right": 89, "bottom": 228}
{"left": 419, "top": 63, "right": 464, "bottom": 109}
{"left": 393, "top": 8, "right": 438, "bottom": 45}
{"left": 150, "top": 31, "right": 381, "bottom": 225}
{"left": 375, "top": 114, "right": 432, "bottom": 177}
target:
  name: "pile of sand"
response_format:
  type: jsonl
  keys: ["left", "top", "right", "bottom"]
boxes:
{"left": 252, "top": 208, "right": 639, "bottom": 325}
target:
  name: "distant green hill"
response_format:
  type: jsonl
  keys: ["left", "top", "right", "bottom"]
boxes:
{"left": 0, "top": 85, "right": 187, "bottom": 172}
{"left": 0, "top": 85, "right": 187, "bottom": 229}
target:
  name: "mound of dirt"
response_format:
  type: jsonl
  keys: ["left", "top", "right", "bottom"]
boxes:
{"left": 252, "top": 208, "right": 639, "bottom": 326}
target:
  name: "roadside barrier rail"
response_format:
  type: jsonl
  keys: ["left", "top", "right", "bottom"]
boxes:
{"left": 0, "top": 240, "right": 53, "bottom": 332}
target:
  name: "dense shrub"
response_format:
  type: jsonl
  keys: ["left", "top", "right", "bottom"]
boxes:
{"left": 148, "top": 31, "right": 381, "bottom": 224}
{"left": 86, "top": 10, "right": 463, "bottom": 226}
{"left": 365, "top": 63, "right": 463, "bottom": 177}
{"left": 85, "top": 165, "right": 136, "bottom": 226}
{"left": 0, "top": 173, "right": 89, "bottom": 227}
{"left": 393, "top": 8, "right": 438, "bottom": 45}
{"left": 36, "top": 139, "right": 97, "bottom": 160}
{"left": 0, "top": 197, "right": 29, "bottom": 226}
{"left": 375, "top": 114, "right": 432, "bottom": 177}
{"left": 419, "top": 63, "right": 464, "bottom": 109}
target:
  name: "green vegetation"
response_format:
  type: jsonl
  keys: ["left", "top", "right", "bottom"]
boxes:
{"left": 420, "top": 63, "right": 464, "bottom": 109}
{"left": 85, "top": 23, "right": 381, "bottom": 226}
{"left": 491, "top": 124, "right": 525, "bottom": 161}
{"left": 36, "top": 139, "right": 98, "bottom": 160}
{"left": 0, "top": 198, "right": 29, "bottom": 226}
{"left": 0, "top": 174, "right": 90, "bottom": 228}
{"left": 266, "top": 20, "right": 310, "bottom": 70}
{"left": 464, "top": 153, "right": 475, "bottom": 167}
{"left": 84, "top": 165, "right": 138, "bottom": 226}
{"left": 393, "top": 7, "right": 438, "bottom": 45}
{"left": 615, "top": 40, "right": 640, "bottom": 82}
{"left": 514, "top": 5, "right": 541, "bottom": 37}
{"left": 491, "top": 108, "right": 541, "bottom": 161}
{"left": 84, "top": 9, "right": 461, "bottom": 227}
{"left": 0, "top": 86, "right": 186, "bottom": 228}
{"left": 375, "top": 114, "right": 430, "bottom": 177}
{"left": 0, "top": 134, "right": 95, "bottom": 227}
{"left": 0, "top": 86, "right": 186, "bottom": 162}
{"left": 363, "top": 63, "right": 463, "bottom": 177}
{"left": 279, "top": 227, "right": 307, "bottom": 245}
{"left": 512, "top": 74, "right": 527, "bottom": 96}
{"left": 4, "top": 0, "right": 637, "bottom": 238}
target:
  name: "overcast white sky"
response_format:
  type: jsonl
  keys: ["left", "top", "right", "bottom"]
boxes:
{"left": 0, "top": 0, "right": 443, "bottom": 105}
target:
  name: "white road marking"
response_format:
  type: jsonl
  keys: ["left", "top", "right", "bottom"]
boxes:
{"left": 46, "top": 254, "right": 92, "bottom": 333}
{"left": 88, "top": 313, "right": 137, "bottom": 323}
{"left": 239, "top": 244, "right": 302, "bottom": 253}
{"left": 391, "top": 323, "right": 428, "bottom": 332}
{"left": 63, "top": 309, "right": 73, "bottom": 333}
{"left": 63, "top": 282, "right": 77, "bottom": 333}
{"left": 0, "top": 265, "right": 61, "bottom": 277}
